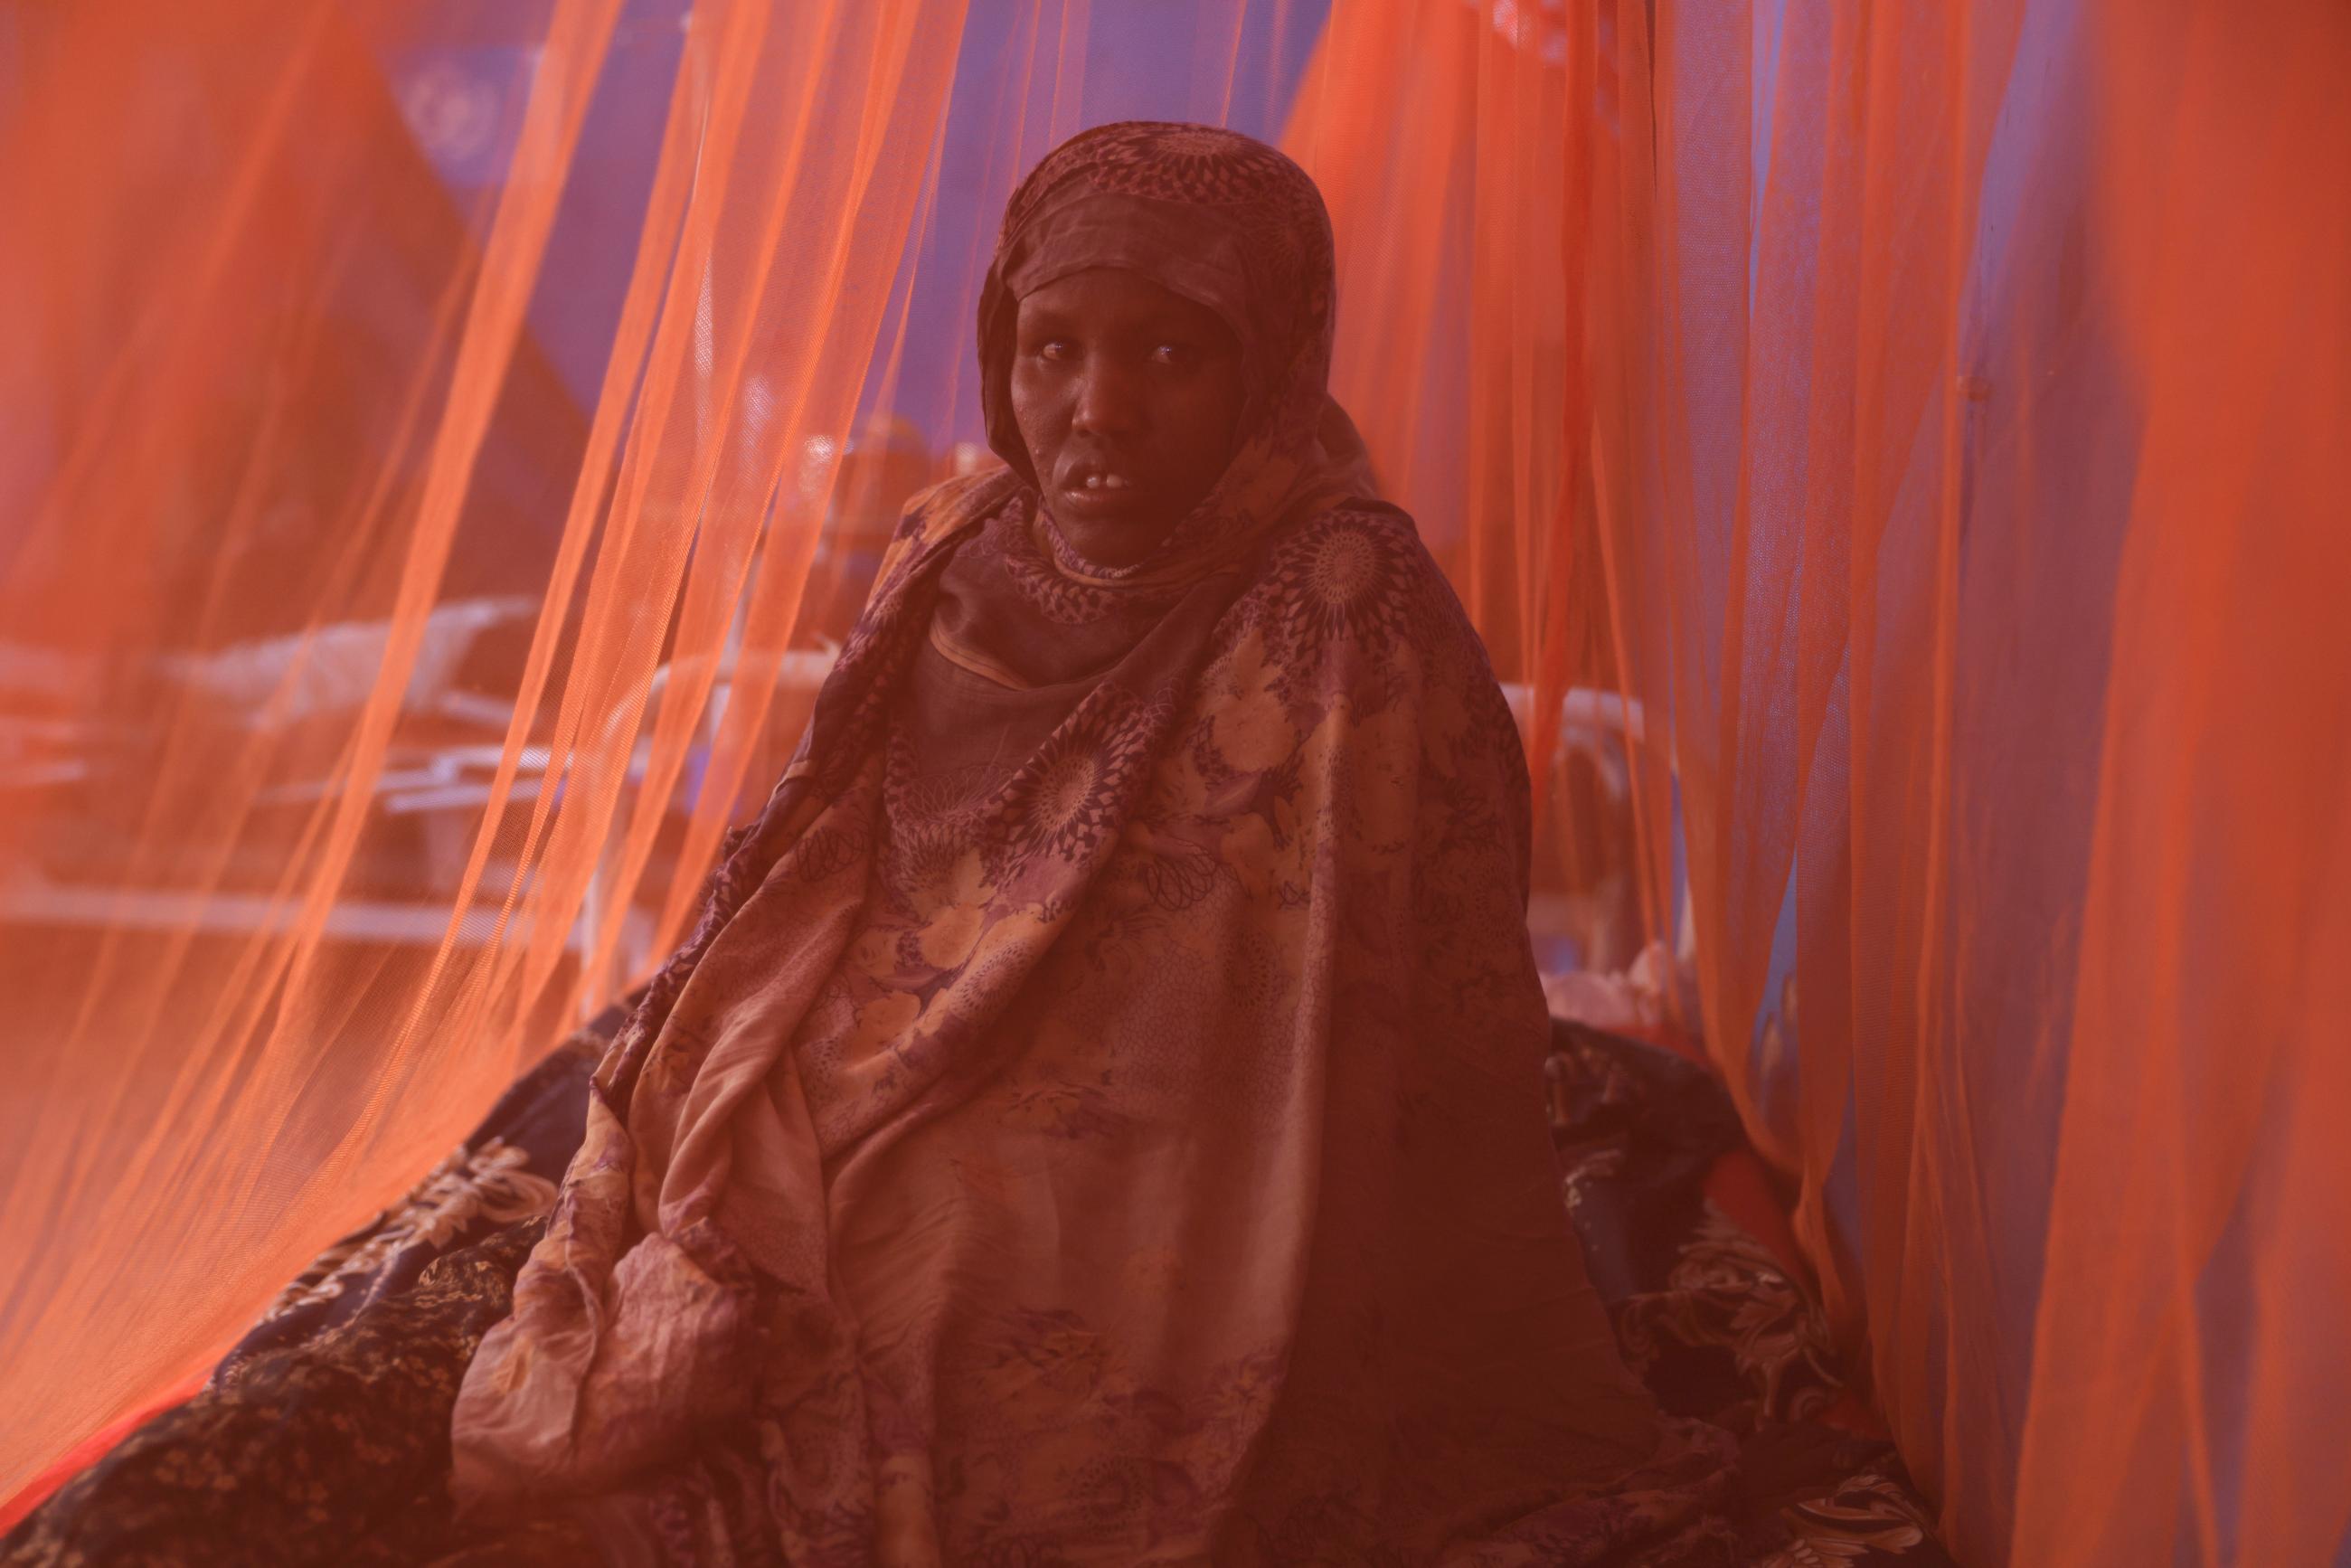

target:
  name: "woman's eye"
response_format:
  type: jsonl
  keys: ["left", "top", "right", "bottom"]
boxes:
{"left": 1033, "top": 340, "right": 1072, "bottom": 363}
{"left": 1152, "top": 343, "right": 1188, "bottom": 365}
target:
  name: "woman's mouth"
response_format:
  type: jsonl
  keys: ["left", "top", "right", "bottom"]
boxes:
{"left": 1056, "top": 467, "right": 1153, "bottom": 517}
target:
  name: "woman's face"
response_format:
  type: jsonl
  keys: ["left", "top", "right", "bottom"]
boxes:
{"left": 1010, "top": 267, "right": 1246, "bottom": 568}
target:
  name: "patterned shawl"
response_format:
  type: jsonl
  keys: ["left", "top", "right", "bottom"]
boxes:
{"left": 450, "top": 122, "right": 1659, "bottom": 1565}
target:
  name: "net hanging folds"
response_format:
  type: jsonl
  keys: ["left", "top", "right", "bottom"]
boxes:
{"left": 1, "top": 2, "right": 2346, "bottom": 1563}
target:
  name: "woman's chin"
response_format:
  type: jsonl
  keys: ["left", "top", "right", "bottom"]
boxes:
{"left": 1049, "top": 508, "right": 1175, "bottom": 570}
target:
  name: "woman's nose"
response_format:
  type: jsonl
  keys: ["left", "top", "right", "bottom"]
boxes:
{"left": 1070, "top": 362, "right": 1142, "bottom": 437}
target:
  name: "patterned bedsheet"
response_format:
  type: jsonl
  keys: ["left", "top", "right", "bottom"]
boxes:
{"left": 3, "top": 1007, "right": 1955, "bottom": 1568}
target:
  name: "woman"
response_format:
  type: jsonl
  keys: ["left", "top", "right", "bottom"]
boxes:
{"left": 453, "top": 118, "right": 1659, "bottom": 1563}
{"left": 5, "top": 125, "right": 1950, "bottom": 1568}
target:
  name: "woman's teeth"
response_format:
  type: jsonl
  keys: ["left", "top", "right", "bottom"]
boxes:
{"left": 1081, "top": 473, "right": 1133, "bottom": 491}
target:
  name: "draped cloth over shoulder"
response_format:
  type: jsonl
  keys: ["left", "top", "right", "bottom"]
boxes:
{"left": 450, "top": 123, "right": 1659, "bottom": 1564}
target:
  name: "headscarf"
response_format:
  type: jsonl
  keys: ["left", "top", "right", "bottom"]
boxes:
{"left": 451, "top": 123, "right": 1659, "bottom": 1565}
{"left": 975, "top": 120, "right": 1374, "bottom": 581}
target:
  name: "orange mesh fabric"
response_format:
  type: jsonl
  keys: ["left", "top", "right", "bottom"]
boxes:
{"left": 0, "top": 0, "right": 971, "bottom": 1501}
{"left": 1283, "top": 0, "right": 2351, "bottom": 1559}
{"left": 1575, "top": 1, "right": 2351, "bottom": 1562}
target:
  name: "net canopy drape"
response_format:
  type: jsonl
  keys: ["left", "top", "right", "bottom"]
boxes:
{"left": 1581, "top": 2, "right": 2351, "bottom": 1563}
{"left": 2, "top": 2, "right": 2346, "bottom": 1563}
